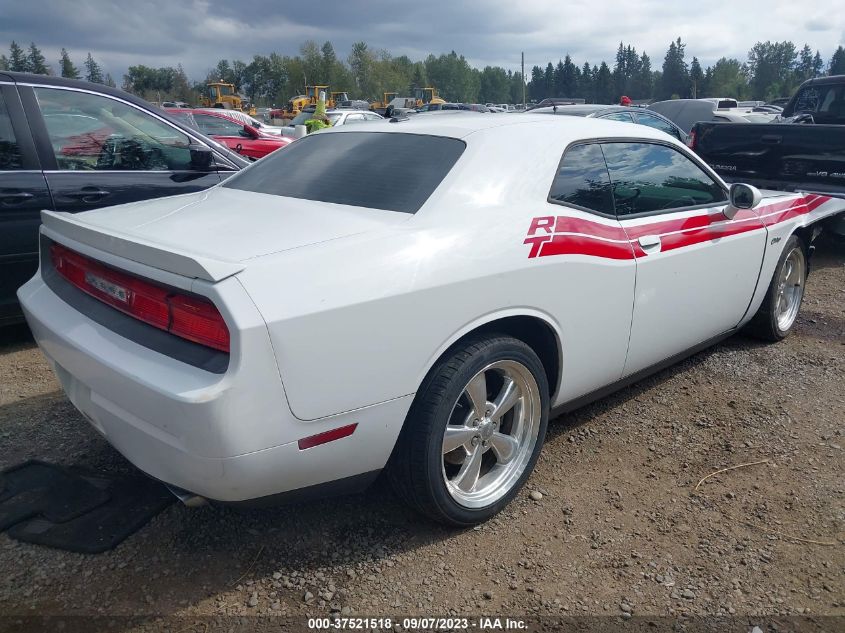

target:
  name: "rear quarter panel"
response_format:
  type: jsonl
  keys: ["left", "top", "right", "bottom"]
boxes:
{"left": 236, "top": 123, "right": 637, "bottom": 420}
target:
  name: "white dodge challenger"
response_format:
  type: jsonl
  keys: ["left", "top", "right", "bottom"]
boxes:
{"left": 18, "top": 114, "right": 845, "bottom": 525}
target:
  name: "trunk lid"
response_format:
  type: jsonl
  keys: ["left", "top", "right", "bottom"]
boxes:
{"left": 42, "top": 187, "right": 409, "bottom": 281}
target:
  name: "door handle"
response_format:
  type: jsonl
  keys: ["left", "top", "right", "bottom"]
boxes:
{"left": 0, "top": 191, "right": 35, "bottom": 205}
{"left": 66, "top": 188, "right": 111, "bottom": 203}
{"left": 638, "top": 235, "right": 662, "bottom": 252}
{"left": 761, "top": 134, "right": 782, "bottom": 144}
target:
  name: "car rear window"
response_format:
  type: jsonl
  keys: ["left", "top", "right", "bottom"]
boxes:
{"left": 223, "top": 132, "right": 465, "bottom": 213}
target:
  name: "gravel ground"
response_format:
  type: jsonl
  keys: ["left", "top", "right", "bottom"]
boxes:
{"left": 0, "top": 236, "right": 842, "bottom": 630}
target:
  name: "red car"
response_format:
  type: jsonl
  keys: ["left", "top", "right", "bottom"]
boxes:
{"left": 165, "top": 108, "right": 292, "bottom": 160}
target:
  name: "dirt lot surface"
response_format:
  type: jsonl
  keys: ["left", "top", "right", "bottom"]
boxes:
{"left": 0, "top": 237, "right": 843, "bottom": 631}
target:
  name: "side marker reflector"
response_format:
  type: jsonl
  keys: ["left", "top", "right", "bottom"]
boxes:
{"left": 297, "top": 423, "right": 358, "bottom": 450}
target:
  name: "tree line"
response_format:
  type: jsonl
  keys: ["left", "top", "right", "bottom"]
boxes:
{"left": 2, "top": 38, "right": 844, "bottom": 106}
{"left": 0, "top": 41, "right": 116, "bottom": 86}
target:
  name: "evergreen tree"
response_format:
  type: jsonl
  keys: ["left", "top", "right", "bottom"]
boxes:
{"left": 321, "top": 41, "right": 337, "bottom": 85}
{"left": 0, "top": 54, "right": 7, "bottom": 71}
{"left": 594, "top": 62, "right": 613, "bottom": 103}
{"left": 9, "top": 41, "right": 28, "bottom": 72}
{"left": 796, "top": 44, "right": 815, "bottom": 82}
{"left": 830, "top": 46, "right": 845, "bottom": 76}
{"left": 529, "top": 65, "right": 543, "bottom": 101}
{"left": 811, "top": 51, "right": 824, "bottom": 78}
{"left": 84, "top": 53, "right": 104, "bottom": 83}
{"left": 579, "top": 62, "right": 593, "bottom": 101}
{"left": 560, "top": 55, "right": 578, "bottom": 97}
{"left": 59, "top": 48, "right": 79, "bottom": 78}
{"left": 689, "top": 57, "right": 704, "bottom": 98}
{"left": 613, "top": 42, "right": 627, "bottom": 98}
{"left": 660, "top": 37, "right": 689, "bottom": 99}
{"left": 633, "top": 53, "right": 652, "bottom": 99}
{"left": 543, "top": 62, "right": 554, "bottom": 99}
{"left": 553, "top": 60, "right": 565, "bottom": 98}
{"left": 27, "top": 42, "right": 49, "bottom": 74}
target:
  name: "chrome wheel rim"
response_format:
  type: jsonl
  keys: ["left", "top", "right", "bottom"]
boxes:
{"left": 441, "top": 360, "right": 541, "bottom": 509}
{"left": 775, "top": 247, "right": 805, "bottom": 331}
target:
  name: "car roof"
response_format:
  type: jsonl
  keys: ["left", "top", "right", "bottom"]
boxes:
{"left": 2, "top": 71, "right": 165, "bottom": 112}
{"left": 324, "top": 111, "right": 676, "bottom": 144}
{"left": 799, "top": 74, "right": 844, "bottom": 87}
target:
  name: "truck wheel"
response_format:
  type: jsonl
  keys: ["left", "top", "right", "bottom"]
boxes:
{"left": 746, "top": 235, "right": 807, "bottom": 341}
{"left": 387, "top": 336, "right": 549, "bottom": 526}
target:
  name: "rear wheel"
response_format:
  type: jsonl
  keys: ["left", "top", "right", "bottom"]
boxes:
{"left": 387, "top": 336, "right": 549, "bottom": 526}
{"left": 747, "top": 235, "right": 807, "bottom": 341}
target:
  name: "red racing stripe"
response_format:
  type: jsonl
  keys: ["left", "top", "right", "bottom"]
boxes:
{"left": 525, "top": 195, "right": 834, "bottom": 261}
{"left": 538, "top": 234, "right": 635, "bottom": 260}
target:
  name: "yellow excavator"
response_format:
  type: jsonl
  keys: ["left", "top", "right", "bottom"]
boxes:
{"left": 200, "top": 82, "right": 256, "bottom": 115}
{"left": 272, "top": 85, "right": 352, "bottom": 120}
{"left": 370, "top": 92, "right": 398, "bottom": 114}
{"left": 414, "top": 86, "right": 445, "bottom": 108}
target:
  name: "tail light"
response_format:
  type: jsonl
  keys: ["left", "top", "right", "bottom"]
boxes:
{"left": 50, "top": 243, "right": 229, "bottom": 353}
{"left": 687, "top": 129, "right": 697, "bottom": 150}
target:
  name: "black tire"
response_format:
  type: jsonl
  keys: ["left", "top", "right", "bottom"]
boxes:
{"left": 746, "top": 234, "right": 807, "bottom": 341}
{"left": 387, "top": 335, "right": 549, "bottom": 526}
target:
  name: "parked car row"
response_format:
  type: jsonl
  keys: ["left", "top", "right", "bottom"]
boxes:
{"left": 164, "top": 108, "right": 293, "bottom": 160}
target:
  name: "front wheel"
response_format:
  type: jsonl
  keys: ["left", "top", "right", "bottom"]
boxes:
{"left": 387, "top": 336, "right": 549, "bottom": 526}
{"left": 746, "top": 234, "right": 807, "bottom": 341}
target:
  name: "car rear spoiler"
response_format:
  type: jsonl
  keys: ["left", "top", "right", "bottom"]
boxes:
{"left": 40, "top": 210, "right": 244, "bottom": 283}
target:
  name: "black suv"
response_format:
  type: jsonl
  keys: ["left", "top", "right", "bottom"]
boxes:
{"left": 0, "top": 72, "right": 248, "bottom": 325}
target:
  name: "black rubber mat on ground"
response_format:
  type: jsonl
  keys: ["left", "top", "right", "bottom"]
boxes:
{"left": 0, "top": 460, "right": 174, "bottom": 553}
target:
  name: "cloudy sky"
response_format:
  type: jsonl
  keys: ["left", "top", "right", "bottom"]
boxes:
{"left": 2, "top": 0, "right": 843, "bottom": 81}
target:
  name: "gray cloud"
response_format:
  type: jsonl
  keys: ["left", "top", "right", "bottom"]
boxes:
{"left": 1, "top": 0, "right": 843, "bottom": 82}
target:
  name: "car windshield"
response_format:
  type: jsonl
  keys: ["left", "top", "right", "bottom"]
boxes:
{"left": 223, "top": 132, "right": 465, "bottom": 213}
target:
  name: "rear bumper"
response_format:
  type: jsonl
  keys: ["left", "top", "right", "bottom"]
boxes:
{"left": 18, "top": 268, "right": 412, "bottom": 502}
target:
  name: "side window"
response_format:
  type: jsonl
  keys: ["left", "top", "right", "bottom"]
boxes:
{"left": 344, "top": 114, "right": 365, "bottom": 124}
{"left": 34, "top": 88, "right": 192, "bottom": 171}
{"left": 601, "top": 142, "right": 727, "bottom": 216}
{"left": 0, "top": 91, "right": 23, "bottom": 170}
{"left": 548, "top": 143, "right": 614, "bottom": 215}
{"left": 635, "top": 112, "right": 682, "bottom": 140}
{"left": 600, "top": 112, "right": 635, "bottom": 123}
{"left": 192, "top": 114, "right": 244, "bottom": 136}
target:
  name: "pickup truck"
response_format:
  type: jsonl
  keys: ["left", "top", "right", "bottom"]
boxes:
{"left": 689, "top": 75, "right": 845, "bottom": 196}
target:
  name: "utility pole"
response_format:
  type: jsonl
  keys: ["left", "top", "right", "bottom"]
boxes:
{"left": 521, "top": 52, "right": 526, "bottom": 109}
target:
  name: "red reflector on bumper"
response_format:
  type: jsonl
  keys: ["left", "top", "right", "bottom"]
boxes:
{"left": 297, "top": 423, "right": 358, "bottom": 450}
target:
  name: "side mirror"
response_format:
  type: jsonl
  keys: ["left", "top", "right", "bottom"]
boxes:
{"left": 188, "top": 144, "right": 213, "bottom": 169}
{"left": 243, "top": 124, "right": 260, "bottom": 139}
{"left": 725, "top": 183, "right": 762, "bottom": 219}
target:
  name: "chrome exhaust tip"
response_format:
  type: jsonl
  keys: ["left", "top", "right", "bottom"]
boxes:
{"left": 166, "top": 485, "right": 208, "bottom": 507}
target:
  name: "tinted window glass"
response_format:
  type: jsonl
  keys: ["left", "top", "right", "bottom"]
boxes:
{"left": 223, "top": 132, "right": 465, "bottom": 214}
{"left": 600, "top": 112, "right": 635, "bottom": 123}
{"left": 34, "top": 88, "right": 192, "bottom": 171}
{"left": 0, "top": 91, "right": 23, "bottom": 170}
{"left": 601, "top": 142, "right": 726, "bottom": 216}
{"left": 548, "top": 143, "right": 614, "bottom": 214}
{"left": 634, "top": 112, "right": 681, "bottom": 140}
{"left": 192, "top": 113, "right": 244, "bottom": 136}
